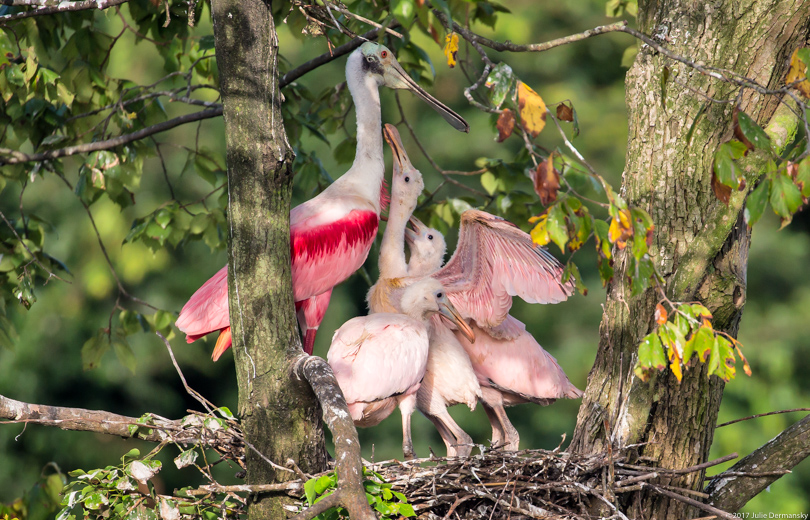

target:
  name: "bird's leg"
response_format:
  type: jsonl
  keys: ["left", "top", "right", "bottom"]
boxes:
{"left": 481, "top": 402, "right": 506, "bottom": 449}
{"left": 438, "top": 412, "right": 474, "bottom": 458}
{"left": 489, "top": 403, "right": 519, "bottom": 451}
{"left": 398, "top": 394, "right": 417, "bottom": 460}
{"left": 426, "top": 414, "right": 460, "bottom": 457}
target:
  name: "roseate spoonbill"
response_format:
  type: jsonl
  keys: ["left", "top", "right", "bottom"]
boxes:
{"left": 405, "top": 216, "right": 582, "bottom": 451}
{"left": 328, "top": 278, "right": 475, "bottom": 460}
{"left": 176, "top": 43, "right": 468, "bottom": 359}
{"left": 366, "top": 129, "right": 481, "bottom": 458}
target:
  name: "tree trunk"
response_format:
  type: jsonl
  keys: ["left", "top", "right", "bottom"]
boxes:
{"left": 211, "top": 1, "right": 327, "bottom": 517}
{"left": 571, "top": 0, "right": 810, "bottom": 517}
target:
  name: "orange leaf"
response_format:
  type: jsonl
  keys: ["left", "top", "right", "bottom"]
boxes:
{"left": 786, "top": 48, "right": 810, "bottom": 98}
{"left": 496, "top": 109, "right": 515, "bottom": 142}
{"left": 655, "top": 303, "right": 668, "bottom": 325}
{"left": 533, "top": 153, "right": 560, "bottom": 205}
{"left": 517, "top": 82, "right": 547, "bottom": 138}
{"left": 444, "top": 33, "right": 459, "bottom": 68}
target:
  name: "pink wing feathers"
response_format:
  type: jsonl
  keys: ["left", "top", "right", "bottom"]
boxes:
{"left": 327, "top": 313, "right": 430, "bottom": 420}
{"left": 456, "top": 319, "right": 582, "bottom": 404}
{"left": 176, "top": 265, "right": 229, "bottom": 342}
{"left": 434, "top": 209, "right": 573, "bottom": 334}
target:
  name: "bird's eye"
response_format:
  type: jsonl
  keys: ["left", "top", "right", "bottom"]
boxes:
{"left": 427, "top": 234, "right": 433, "bottom": 240}
{"left": 381, "top": 50, "right": 388, "bottom": 58}
{"left": 404, "top": 176, "right": 410, "bottom": 182}
{"left": 436, "top": 292, "right": 443, "bottom": 298}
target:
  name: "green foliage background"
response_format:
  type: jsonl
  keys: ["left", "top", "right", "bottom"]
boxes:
{"left": 0, "top": 0, "right": 808, "bottom": 515}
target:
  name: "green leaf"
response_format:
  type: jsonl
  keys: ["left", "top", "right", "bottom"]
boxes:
{"left": 392, "top": 0, "right": 416, "bottom": 27}
{"left": 770, "top": 171, "right": 802, "bottom": 219}
{"left": 713, "top": 141, "right": 747, "bottom": 189}
{"left": 562, "top": 261, "right": 587, "bottom": 296}
{"left": 333, "top": 137, "right": 357, "bottom": 165}
{"left": 81, "top": 330, "right": 110, "bottom": 370}
{"left": 173, "top": 450, "right": 198, "bottom": 469}
{"left": 685, "top": 325, "right": 713, "bottom": 365}
{"left": 635, "top": 332, "right": 666, "bottom": 381}
{"left": 123, "top": 449, "right": 141, "bottom": 459}
{"left": 484, "top": 63, "right": 514, "bottom": 109}
{"left": 152, "top": 310, "right": 173, "bottom": 331}
{"left": 707, "top": 336, "right": 737, "bottom": 381}
{"left": 546, "top": 203, "right": 567, "bottom": 253}
{"left": 216, "top": 406, "right": 234, "bottom": 419}
{"left": 744, "top": 179, "right": 769, "bottom": 227}
{"left": 480, "top": 171, "right": 498, "bottom": 195}
{"left": 735, "top": 110, "right": 771, "bottom": 151}
{"left": 113, "top": 338, "right": 137, "bottom": 373}
{"left": 796, "top": 159, "right": 810, "bottom": 197}
{"left": 629, "top": 256, "right": 654, "bottom": 297}
{"left": 56, "top": 82, "right": 75, "bottom": 109}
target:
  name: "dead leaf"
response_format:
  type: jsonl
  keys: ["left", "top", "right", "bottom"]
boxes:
{"left": 732, "top": 107, "right": 753, "bottom": 152}
{"left": 444, "top": 33, "right": 459, "bottom": 68}
{"left": 496, "top": 109, "right": 515, "bottom": 142}
{"left": 654, "top": 303, "right": 668, "bottom": 325}
{"left": 533, "top": 153, "right": 560, "bottom": 205}
{"left": 556, "top": 103, "right": 574, "bottom": 122}
{"left": 517, "top": 82, "right": 547, "bottom": 138}
{"left": 711, "top": 170, "right": 731, "bottom": 205}
{"left": 786, "top": 48, "right": 810, "bottom": 97}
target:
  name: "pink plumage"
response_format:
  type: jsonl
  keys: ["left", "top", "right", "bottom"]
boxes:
{"left": 327, "top": 313, "right": 430, "bottom": 426}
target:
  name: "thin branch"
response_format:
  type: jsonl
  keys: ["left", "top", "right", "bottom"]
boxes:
{"left": 157, "top": 332, "right": 217, "bottom": 415}
{"left": 647, "top": 484, "right": 737, "bottom": 520}
{"left": 280, "top": 23, "right": 399, "bottom": 87}
{"left": 707, "top": 414, "right": 810, "bottom": 512}
{"left": 0, "top": 0, "right": 129, "bottom": 24}
{"left": 717, "top": 408, "right": 810, "bottom": 428}
{"left": 0, "top": 108, "right": 223, "bottom": 165}
{"left": 325, "top": 2, "right": 403, "bottom": 39}
{"left": 185, "top": 482, "right": 303, "bottom": 496}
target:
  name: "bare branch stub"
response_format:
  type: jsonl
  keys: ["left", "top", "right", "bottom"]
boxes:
{"left": 292, "top": 355, "right": 376, "bottom": 520}
{"left": 707, "top": 414, "right": 810, "bottom": 512}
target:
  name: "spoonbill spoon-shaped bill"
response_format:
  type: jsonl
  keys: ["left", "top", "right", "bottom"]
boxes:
{"left": 176, "top": 43, "right": 468, "bottom": 358}
{"left": 327, "top": 278, "right": 474, "bottom": 459}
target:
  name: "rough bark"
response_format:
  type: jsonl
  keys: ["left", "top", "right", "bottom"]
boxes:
{"left": 211, "top": 1, "right": 327, "bottom": 518}
{"left": 570, "top": 0, "right": 810, "bottom": 518}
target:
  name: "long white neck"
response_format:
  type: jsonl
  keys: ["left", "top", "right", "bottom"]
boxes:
{"left": 378, "top": 192, "right": 413, "bottom": 278}
{"left": 337, "top": 51, "right": 385, "bottom": 213}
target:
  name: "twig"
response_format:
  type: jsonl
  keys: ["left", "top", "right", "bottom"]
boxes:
{"left": 325, "top": 2, "right": 403, "bottom": 39}
{"left": 647, "top": 484, "right": 737, "bottom": 520}
{"left": 156, "top": 332, "right": 216, "bottom": 415}
{"left": 717, "top": 408, "right": 810, "bottom": 428}
{"left": 184, "top": 482, "right": 302, "bottom": 496}
{"left": 618, "top": 453, "right": 738, "bottom": 475}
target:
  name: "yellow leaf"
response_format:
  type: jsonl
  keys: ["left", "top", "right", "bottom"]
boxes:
{"left": 444, "top": 33, "right": 459, "bottom": 68}
{"left": 530, "top": 215, "right": 550, "bottom": 246}
{"left": 786, "top": 48, "right": 810, "bottom": 98}
{"left": 517, "top": 82, "right": 547, "bottom": 138}
{"left": 670, "top": 357, "right": 683, "bottom": 381}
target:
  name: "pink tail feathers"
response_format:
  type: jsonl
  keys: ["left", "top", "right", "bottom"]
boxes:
{"left": 296, "top": 289, "right": 333, "bottom": 355}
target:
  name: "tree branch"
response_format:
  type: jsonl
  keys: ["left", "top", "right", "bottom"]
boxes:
{"left": 0, "top": 393, "right": 172, "bottom": 442}
{"left": 0, "top": 0, "right": 128, "bottom": 24}
{"left": 706, "top": 414, "right": 810, "bottom": 512}
{"left": 292, "top": 356, "right": 375, "bottom": 520}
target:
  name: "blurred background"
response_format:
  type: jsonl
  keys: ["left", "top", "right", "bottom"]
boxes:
{"left": 1, "top": 0, "right": 808, "bottom": 515}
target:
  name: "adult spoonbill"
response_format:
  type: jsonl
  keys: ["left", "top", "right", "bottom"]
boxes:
{"left": 405, "top": 215, "right": 582, "bottom": 451}
{"left": 328, "top": 278, "right": 474, "bottom": 460}
{"left": 367, "top": 127, "right": 481, "bottom": 458}
{"left": 176, "top": 43, "right": 469, "bottom": 359}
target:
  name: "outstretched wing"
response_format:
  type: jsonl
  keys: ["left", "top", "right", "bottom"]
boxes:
{"left": 176, "top": 265, "right": 229, "bottom": 342}
{"left": 434, "top": 209, "right": 573, "bottom": 331}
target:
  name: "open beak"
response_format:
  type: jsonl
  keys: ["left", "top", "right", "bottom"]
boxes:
{"left": 438, "top": 297, "right": 475, "bottom": 344}
{"left": 383, "top": 124, "right": 414, "bottom": 176}
{"left": 404, "top": 226, "right": 417, "bottom": 244}
{"left": 383, "top": 62, "right": 469, "bottom": 133}
{"left": 405, "top": 215, "right": 424, "bottom": 244}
